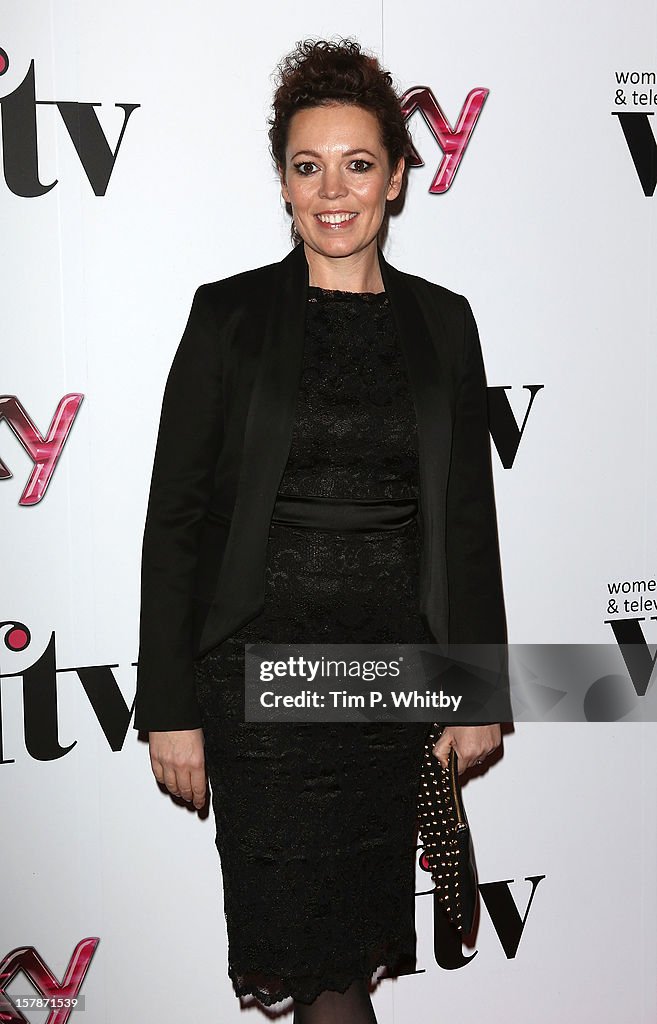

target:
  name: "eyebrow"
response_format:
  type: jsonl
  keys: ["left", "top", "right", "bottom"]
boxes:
{"left": 290, "top": 148, "right": 378, "bottom": 161}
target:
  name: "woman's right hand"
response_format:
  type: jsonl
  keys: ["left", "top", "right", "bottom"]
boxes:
{"left": 148, "top": 729, "right": 207, "bottom": 810}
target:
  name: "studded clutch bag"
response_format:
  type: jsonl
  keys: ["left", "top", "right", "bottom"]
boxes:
{"left": 417, "top": 721, "right": 478, "bottom": 934}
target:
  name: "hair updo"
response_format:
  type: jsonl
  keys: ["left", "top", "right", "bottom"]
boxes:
{"left": 268, "top": 37, "right": 412, "bottom": 183}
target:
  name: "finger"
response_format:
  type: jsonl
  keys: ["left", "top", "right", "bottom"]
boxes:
{"left": 190, "top": 765, "right": 207, "bottom": 809}
{"left": 150, "top": 756, "right": 165, "bottom": 785}
{"left": 177, "top": 770, "right": 194, "bottom": 803}
{"left": 163, "top": 766, "right": 181, "bottom": 797}
{"left": 432, "top": 736, "right": 453, "bottom": 769}
{"left": 467, "top": 751, "right": 491, "bottom": 772}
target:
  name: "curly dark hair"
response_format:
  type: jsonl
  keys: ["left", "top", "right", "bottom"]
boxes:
{"left": 269, "top": 38, "right": 412, "bottom": 242}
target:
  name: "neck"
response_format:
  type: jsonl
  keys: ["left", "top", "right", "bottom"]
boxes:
{"left": 303, "top": 241, "right": 384, "bottom": 293}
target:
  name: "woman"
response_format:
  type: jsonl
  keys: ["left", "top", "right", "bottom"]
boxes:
{"left": 133, "top": 38, "right": 508, "bottom": 1023}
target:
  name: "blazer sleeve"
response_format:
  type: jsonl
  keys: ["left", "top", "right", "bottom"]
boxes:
{"left": 445, "top": 296, "right": 512, "bottom": 723}
{"left": 132, "top": 284, "right": 222, "bottom": 732}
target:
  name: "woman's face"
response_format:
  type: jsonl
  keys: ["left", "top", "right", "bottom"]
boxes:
{"left": 279, "top": 103, "right": 404, "bottom": 263}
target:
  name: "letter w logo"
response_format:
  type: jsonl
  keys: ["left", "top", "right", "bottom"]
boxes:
{"left": 400, "top": 86, "right": 489, "bottom": 192}
{"left": 613, "top": 112, "right": 657, "bottom": 196}
{"left": 0, "top": 394, "right": 83, "bottom": 505}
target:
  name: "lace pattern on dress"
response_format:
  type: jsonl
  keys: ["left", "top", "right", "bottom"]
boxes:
{"left": 194, "top": 287, "right": 432, "bottom": 1007}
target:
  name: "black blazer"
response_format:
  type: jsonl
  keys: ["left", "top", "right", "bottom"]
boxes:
{"left": 133, "top": 243, "right": 509, "bottom": 732}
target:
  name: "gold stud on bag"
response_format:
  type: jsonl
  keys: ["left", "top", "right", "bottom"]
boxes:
{"left": 417, "top": 722, "right": 479, "bottom": 934}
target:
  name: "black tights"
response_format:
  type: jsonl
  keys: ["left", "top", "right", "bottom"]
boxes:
{"left": 292, "top": 978, "right": 378, "bottom": 1024}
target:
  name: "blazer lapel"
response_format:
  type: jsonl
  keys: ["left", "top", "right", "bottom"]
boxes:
{"left": 378, "top": 248, "right": 453, "bottom": 642}
{"left": 198, "top": 243, "right": 308, "bottom": 649}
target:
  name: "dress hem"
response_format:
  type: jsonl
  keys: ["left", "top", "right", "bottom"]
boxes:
{"left": 228, "top": 945, "right": 416, "bottom": 1007}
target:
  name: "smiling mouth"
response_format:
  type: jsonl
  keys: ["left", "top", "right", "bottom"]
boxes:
{"left": 315, "top": 212, "right": 359, "bottom": 226}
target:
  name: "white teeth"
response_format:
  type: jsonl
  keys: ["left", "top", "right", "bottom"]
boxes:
{"left": 316, "top": 212, "right": 358, "bottom": 224}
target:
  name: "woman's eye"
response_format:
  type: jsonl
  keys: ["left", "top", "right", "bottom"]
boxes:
{"left": 293, "top": 161, "right": 318, "bottom": 176}
{"left": 349, "top": 159, "right": 373, "bottom": 173}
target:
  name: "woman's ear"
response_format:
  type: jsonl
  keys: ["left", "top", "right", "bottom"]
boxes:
{"left": 386, "top": 157, "right": 405, "bottom": 202}
{"left": 278, "top": 164, "right": 291, "bottom": 204}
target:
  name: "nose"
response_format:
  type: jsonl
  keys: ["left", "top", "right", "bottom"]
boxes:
{"left": 318, "top": 166, "right": 348, "bottom": 200}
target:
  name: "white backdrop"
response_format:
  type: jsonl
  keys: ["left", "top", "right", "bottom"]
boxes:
{"left": 1, "top": 2, "right": 656, "bottom": 1021}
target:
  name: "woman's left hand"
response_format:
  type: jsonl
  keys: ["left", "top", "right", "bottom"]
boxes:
{"left": 432, "top": 724, "right": 501, "bottom": 774}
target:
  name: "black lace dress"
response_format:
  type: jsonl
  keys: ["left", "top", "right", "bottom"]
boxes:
{"left": 193, "top": 286, "right": 435, "bottom": 1007}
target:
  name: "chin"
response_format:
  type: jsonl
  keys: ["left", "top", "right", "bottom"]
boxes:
{"left": 306, "top": 234, "right": 373, "bottom": 259}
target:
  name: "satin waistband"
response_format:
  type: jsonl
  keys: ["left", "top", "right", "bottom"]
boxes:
{"left": 271, "top": 492, "right": 419, "bottom": 532}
